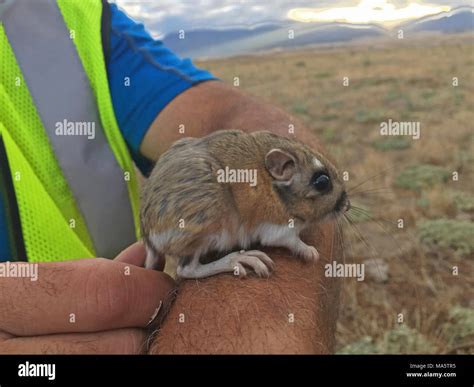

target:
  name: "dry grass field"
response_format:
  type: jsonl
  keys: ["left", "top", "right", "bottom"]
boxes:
{"left": 197, "top": 33, "right": 474, "bottom": 354}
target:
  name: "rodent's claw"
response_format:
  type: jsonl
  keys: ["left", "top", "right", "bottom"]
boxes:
{"left": 245, "top": 250, "right": 275, "bottom": 271}
{"left": 300, "top": 245, "right": 320, "bottom": 262}
{"left": 231, "top": 250, "right": 274, "bottom": 278}
{"left": 232, "top": 262, "right": 248, "bottom": 278}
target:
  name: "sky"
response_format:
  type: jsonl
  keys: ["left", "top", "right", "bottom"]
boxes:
{"left": 113, "top": 0, "right": 474, "bottom": 37}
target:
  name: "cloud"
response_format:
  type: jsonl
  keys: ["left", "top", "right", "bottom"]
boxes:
{"left": 288, "top": 1, "right": 452, "bottom": 24}
{"left": 113, "top": 0, "right": 472, "bottom": 37}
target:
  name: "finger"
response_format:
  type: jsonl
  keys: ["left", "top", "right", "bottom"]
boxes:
{"left": 0, "top": 328, "right": 148, "bottom": 354}
{"left": 114, "top": 241, "right": 146, "bottom": 267}
{"left": 0, "top": 259, "right": 176, "bottom": 336}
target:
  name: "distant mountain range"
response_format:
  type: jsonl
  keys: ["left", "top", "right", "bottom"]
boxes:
{"left": 161, "top": 6, "right": 474, "bottom": 59}
{"left": 400, "top": 6, "right": 474, "bottom": 34}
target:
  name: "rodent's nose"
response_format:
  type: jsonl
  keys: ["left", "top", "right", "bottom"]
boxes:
{"left": 345, "top": 199, "right": 351, "bottom": 212}
{"left": 335, "top": 191, "right": 350, "bottom": 213}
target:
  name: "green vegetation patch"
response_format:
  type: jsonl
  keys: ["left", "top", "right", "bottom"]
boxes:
{"left": 291, "top": 102, "right": 308, "bottom": 115}
{"left": 321, "top": 114, "right": 338, "bottom": 122}
{"left": 314, "top": 71, "right": 332, "bottom": 79}
{"left": 420, "top": 89, "right": 436, "bottom": 100}
{"left": 338, "top": 336, "right": 380, "bottom": 354}
{"left": 418, "top": 219, "right": 474, "bottom": 255}
{"left": 322, "top": 127, "right": 337, "bottom": 142}
{"left": 441, "top": 306, "right": 474, "bottom": 350}
{"left": 355, "top": 110, "right": 387, "bottom": 123}
{"left": 338, "top": 326, "right": 438, "bottom": 354}
{"left": 372, "top": 136, "right": 412, "bottom": 151}
{"left": 395, "top": 164, "right": 450, "bottom": 191}
{"left": 454, "top": 192, "right": 474, "bottom": 212}
{"left": 381, "top": 326, "right": 438, "bottom": 354}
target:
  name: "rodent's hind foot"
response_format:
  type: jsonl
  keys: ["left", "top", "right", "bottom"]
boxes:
{"left": 176, "top": 250, "right": 274, "bottom": 279}
{"left": 231, "top": 250, "right": 274, "bottom": 278}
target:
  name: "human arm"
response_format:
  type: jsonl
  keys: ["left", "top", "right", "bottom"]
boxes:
{"left": 149, "top": 225, "right": 341, "bottom": 354}
{"left": 140, "top": 80, "right": 323, "bottom": 161}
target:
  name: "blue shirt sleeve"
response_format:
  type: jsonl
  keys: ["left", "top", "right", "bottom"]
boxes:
{"left": 107, "top": 3, "right": 218, "bottom": 175}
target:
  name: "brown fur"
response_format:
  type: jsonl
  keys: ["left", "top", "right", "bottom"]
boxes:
{"left": 140, "top": 130, "right": 346, "bottom": 265}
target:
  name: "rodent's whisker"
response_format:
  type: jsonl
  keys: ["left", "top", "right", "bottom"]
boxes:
{"left": 348, "top": 206, "right": 404, "bottom": 251}
{"left": 347, "top": 206, "right": 373, "bottom": 218}
{"left": 334, "top": 216, "right": 346, "bottom": 265}
{"left": 350, "top": 186, "right": 393, "bottom": 196}
{"left": 343, "top": 214, "right": 375, "bottom": 254}
{"left": 347, "top": 165, "right": 398, "bottom": 194}
{"left": 342, "top": 214, "right": 385, "bottom": 279}
{"left": 344, "top": 207, "right": 428, "bottom": 292}
{"left": 348, "top": 205, "right": 433, "bottom": 286}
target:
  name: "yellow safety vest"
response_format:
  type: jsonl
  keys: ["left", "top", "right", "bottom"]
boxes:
{"left": 0, "top": 0, "right": 141, "bottom": 262}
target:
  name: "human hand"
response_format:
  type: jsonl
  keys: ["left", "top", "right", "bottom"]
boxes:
{"left": 0, "top": 242, "right": 175, "bottom": 354}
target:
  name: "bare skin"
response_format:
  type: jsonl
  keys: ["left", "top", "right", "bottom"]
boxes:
{"left": 142, "top": 81, "right": 342, "bottom": 354}
{"left": 150, "top": 224, "right": 341, "bottom": 354}
{"left": 141, "top": 81, "right": 323, "bottom": 160}
{"left": 0, "top": 243, "right": 175, "bottom": 354}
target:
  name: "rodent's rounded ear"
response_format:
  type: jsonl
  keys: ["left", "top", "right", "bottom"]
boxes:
{"left": 265, "top": 148, "right": 296, "bottom": 181}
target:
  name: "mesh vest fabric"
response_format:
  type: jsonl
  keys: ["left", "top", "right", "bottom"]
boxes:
{"left": 0, "top": 0, "right": 140, "bottom": 262}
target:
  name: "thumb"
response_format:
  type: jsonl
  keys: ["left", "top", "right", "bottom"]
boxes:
{"left": 114, "top": 241, "right": 146, "bottom": 267}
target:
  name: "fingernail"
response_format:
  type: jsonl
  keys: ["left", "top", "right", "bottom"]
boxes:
{"left": 147, "top": 301, "right": 162, "bottom": 327}
{"left": 146, "top": 287, "right": 179, "bottom": 329}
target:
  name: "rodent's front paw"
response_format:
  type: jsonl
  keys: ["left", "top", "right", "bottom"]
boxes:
{"left": 299, "top": 245, "right": 320, "bottom": 262}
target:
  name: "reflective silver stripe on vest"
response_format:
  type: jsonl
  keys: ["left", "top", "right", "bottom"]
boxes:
{"left": 2, "top": 0, "right": 136, "bottom": 258}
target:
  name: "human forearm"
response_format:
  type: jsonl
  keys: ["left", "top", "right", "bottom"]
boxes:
{"left": 141, "top": 81, "right": 322, "bottom": 161}
{"left": 149, "top": 223, "right": 341, "bottom": 354}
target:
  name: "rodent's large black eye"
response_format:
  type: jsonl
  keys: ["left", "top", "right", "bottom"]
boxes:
{"left": 311, "top": 172, "right": 332, "bottom": 194}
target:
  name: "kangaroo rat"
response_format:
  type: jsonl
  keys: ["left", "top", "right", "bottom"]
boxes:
{"left": 141, "top": 130, "right": 350, "bottom": 279}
